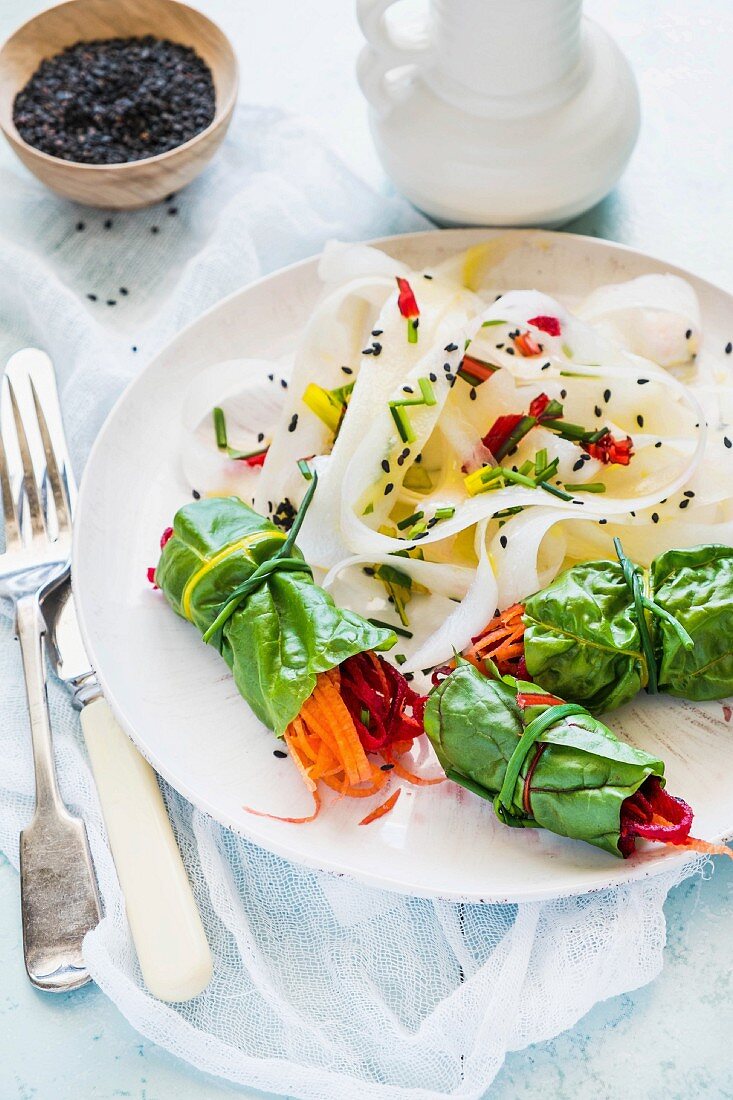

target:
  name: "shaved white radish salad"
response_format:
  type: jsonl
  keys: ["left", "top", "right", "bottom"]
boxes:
{"left": 180, "top": 241, "right": 733, "bottom": 684}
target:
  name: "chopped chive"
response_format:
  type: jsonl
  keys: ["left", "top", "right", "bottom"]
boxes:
{"left": 394, "top": 653, "right": 407, "bottom": 665}
{"left": 564, "top": 482, "right": 606, "bottom": 493}
{"left": 434, "top": 506, "right": 455, "bottom": 520}
{"left": 534, "top": 448, "right": 548, "bottom": 476}
{"left": 389, "top": 404, "right": 416, "bottom": 444}
{"left": 561, "top": 343, "right": 574, "bottom": 359}
{"left": 539, "top": 482, "right": 573, "bottom": 501}
{"left": 297, "top": 459, "right": 313, "bottom": 480}
{"left": 375, "top": 564, "right": 413, "bottom": 589}
{"left": 397, "top": 510, "right": 424, "bottom": 530}
{"left": 408, "top": 520, "right": 428, "bottom": 537}
{"left": 360, "top": 707, "right": 371, "bottom": 727}
{"left": 481, "top": 319, "right": 507, "bottom": 327}
{"left": 368, "top": 617, "right": 413, "bottom": 639}
{"left": 501, "top": 468, "right": 537, "bottom": 489}
{"left": 408, "top": 318, "right": 418, "bottom": 344}
{"left": 213, "top": 406, "right": 227, "bottom": 449}
{"left": 518, "top": 459, "right": 534, "bottom": 476}
{"left": 363, "top": 501, "right": 374, "bottom": 515}
{"left": 418, "top": 377, "right": 437, "bottom": 405}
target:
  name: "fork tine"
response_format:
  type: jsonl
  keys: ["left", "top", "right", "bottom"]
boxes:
{"left": 0, "top": 414, "right": 22, "bottom": 551}
{"left": 7, "top": 379, "right": 45, "bottom": 541}
{"left": 29, "top": 378, "right": 71, "bottom": 537}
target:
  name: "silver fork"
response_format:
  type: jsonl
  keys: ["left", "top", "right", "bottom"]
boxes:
{"left": 1, "top": 349, "right": 101, "bottom": 992}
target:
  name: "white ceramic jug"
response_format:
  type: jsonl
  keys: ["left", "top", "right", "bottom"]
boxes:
{"left": 357, "top": 0, "right": 640, "bottom": 226}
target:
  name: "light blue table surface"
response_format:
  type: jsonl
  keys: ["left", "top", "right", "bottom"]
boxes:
{"left": 2, "top": 1, "right": 733, "bottom": 1097}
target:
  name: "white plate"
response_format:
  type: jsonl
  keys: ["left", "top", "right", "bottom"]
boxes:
{"left": 74, "top": 229, "right": 733, "bottom": 902}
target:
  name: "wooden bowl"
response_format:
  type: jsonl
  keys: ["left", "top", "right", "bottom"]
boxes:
{"left": 0, "top": 0, "right": 238, "bottom": 209}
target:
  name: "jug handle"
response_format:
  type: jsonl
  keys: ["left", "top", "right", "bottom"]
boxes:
{"left": 356, "top": 0, "right": 430, "bottom": 115}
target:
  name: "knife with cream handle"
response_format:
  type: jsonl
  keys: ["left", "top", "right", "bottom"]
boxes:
{"left": 7, "top": 348, "right": 212, "bottom": 1002}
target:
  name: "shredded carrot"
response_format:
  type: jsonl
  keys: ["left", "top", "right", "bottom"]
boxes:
{"left": 681, "top": 837, "right": 733, "bottom": 860}
{"left": 462, "top": 603, "right": 527, "bottom": 679}
{"left": 359, "top": 789, "right": 402, "bottom": 825}
{"left": 244, "top": 789, "right": 321, "bottom": 824}
{"left": 386, "top": 757, "right": 445, "bottom": 786}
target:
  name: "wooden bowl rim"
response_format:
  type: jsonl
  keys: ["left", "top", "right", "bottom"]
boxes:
{"left": 0, "top": 0, "right": 239, "bottom": 173}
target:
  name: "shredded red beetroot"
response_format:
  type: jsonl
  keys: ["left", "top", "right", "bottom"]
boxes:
{"left": 146, "top": 566, "right": 158, "bottom": 588}
{"left": 396, "top": 277, "right": 419, "bottom": 320}
{"left": 340, "top": 652, "right": 425, "bottom": 754}
{"left": 619, "top": 776, "right": 693, "bottom": 857}
{"left": 583, "top": 433, "right": 634, "bottom": 466}
{"left": 160, "top": 526, "right": 174, "bottom": 549}
{"left": 527, "top": 315, "right": 561, "bottom": 337}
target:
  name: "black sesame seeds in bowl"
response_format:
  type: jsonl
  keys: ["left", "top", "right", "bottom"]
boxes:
{"left": 0, "top": 0, "right": 238, "bottom": 209}
{"left": 13, "top": 36, "right": 217, "bottom": 166}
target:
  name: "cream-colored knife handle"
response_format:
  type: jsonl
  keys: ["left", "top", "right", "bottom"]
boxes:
{"left": 80, "top": 697, "right": 213, "bottom": 1002}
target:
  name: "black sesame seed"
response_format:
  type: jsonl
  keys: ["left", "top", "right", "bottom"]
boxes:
{"left": 415, "top": 453, "right": 422, "bottom": 463}
{"left": 103, "top": 218, "right": 113, "bottom": 229}
{"left": 151, "top": 226, "right": 159, "bottom": 234}
{"left": 685, "top": 329, "right": 692, "bottom": 340}
{"left": 372, "top": 329, "right": 383, "bottom": 337}
{"left": 654, "top": 441, "right": 662, "bottom": 448}
{"left": 396, "top": 455, "right": 405, "bottom": 467}
{"left": 427, "top": 518, "right": 438, "bottom": 528}
{"left": 495, "top": 343, "right": 504, "bottom": 349}
{"left": 429, "top": 372, "right": 437, "bottom": 382}
{"left": 381, "top": 459, "right": 390, "bottom": 473}
{"left": 637, "top": 414, "right": 644, "bottom": 428}
{"left": 362, "top": 348, "right": 374, "bottom": 355}
{"left": 726, "top": 342, "right": 732, "bottom": 355}
{"left": 384, "top": 482, "right": 394, "bottom": 495}
{"left": 106, "top": 299, "right": 116, "bottom": 306}
{"left": 165, "top": 193, "right": 175, "bottom": 203}
{"left": 372, "top": 343, "right": 382, "bottom": 356}
{"left": 87, "top": 293, "right": 97, "bottom": 301}
{"left": 403, "top": 385, "right": 414, "bottom": 394}
{"left": 168, "top": 207, "right": 178, "bottom": 216}
{"left": 341, "top": 366, "right": 353, "bottom": 374}
{"left": 443, "top": 362, "right": 452, "bottom": 373}
{"left": 500, "top": 535, "right": 508, "bottom": 549}
{"left": 192, "top": 489, "right": 201, "bottom": 499}
{"left": 288, "top": 414, "right": 298, "bottom": 433}
{"left": 505, "top": 348, "right": 515, "bottom": 356}
{"left": 679, "top": 499, "right": 690, "bottom": 509}
{"left": 404, "top": 672, "right": 414, "bottom": 682}
{"left": 119, "top": 286, "right": 128, "bottom": 295}
{"left": 560, "top": 389, "right": 567, "bottom": 399}
{"left": 423, "top": 274, "right": 433, "bottom": 280}
{"left": 603, "top": 389, "right": 611, "bottom": 402}
{"left": 541, "top": 362, "right": 550, "bottom": 371}
{"left": 444, "top": 343, "right": 458, "bottom": 352}
{"left": 257, "top": 432, "right": 264, "bottom": 443}
{"left": 630, "top": 510, "right": 636, "bottom": 517}
{"left": 652, "top": 512, "right": 659, "bottom": 523}
{"left": 76, "top": 221, "right": 85, "bottom": 231}
{"left": 637, "top": 378, "right": 649, "bottom": 385}
{"left": 599, "top": 518, "right": 607, "bottom": 525}
{"left": 401, "top": 448, "right": 410, "bottom": 459}
{"left": 280, "top": 378, "right": 288, "bottom": 388}
{"left": 273, "top": 749, "right": 287, "bottom": 759}
{"left": 725, "top": 437, "right": 732, "bottom": 449}
{"left": 381, "top": 763, "right": 395, "bottom": 771}
{"left": 684, "top": 490, "right": 695, "bottom": 497}
{"left": 470, "top": 389, "right": 477, "bottom": 400}
{"left": 572, "top": 458, "right": 585, "bottom": 472}
{"left": 267, "top": 373, "right": 274, "bottom": 381}
{"left": 363, "top": 566, "right": 375, "bottom": 576}
{"left": 594, "top": 405, "right": 602, "bottom": 418}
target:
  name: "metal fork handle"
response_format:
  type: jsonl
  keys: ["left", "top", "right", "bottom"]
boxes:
{"left": 17, "top": 593, "right": 102, "bottom": 992}
{"left": 16, "top": 594, "right": 63, "bottom": 813}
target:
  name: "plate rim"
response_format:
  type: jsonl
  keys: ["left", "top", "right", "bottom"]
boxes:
{"left": 74, "top": 226, "right": 725, "bottom": 902}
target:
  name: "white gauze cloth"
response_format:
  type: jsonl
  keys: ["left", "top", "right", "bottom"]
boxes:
{"left": 0, "top": 106, "right": 701, "bottom": 1100}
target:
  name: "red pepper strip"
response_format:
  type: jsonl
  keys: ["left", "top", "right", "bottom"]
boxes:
{"left": 242, "top": 448, "right": 269, "bottom": 467}
{"left": 146, "top": 566, "right": 158, "bottom": 588}
{"left": 516, "top": 692, "right": 564, "bottom": 708}
{"left": 457, "top": 354, "right": 499, "bottom": 385}
{"left": 482, "top": 394, "right": 553, "bottom": 460}
{"left": 359, "top": 788, "right": 401, "bottom": 825}
{"left": 396, "top": 277, "right": 419, "bottom": 319}
{"left": 160, "top": 526, "right": 174, "bottom": 549}
{"left": 527, "top": 315, "right": 561, "bottom": 337}
{"left": 514, "top": 332, "right": 543, "bottom": 357}
{"left": 582, "top": 434, "right": 634, "bottom": 466}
